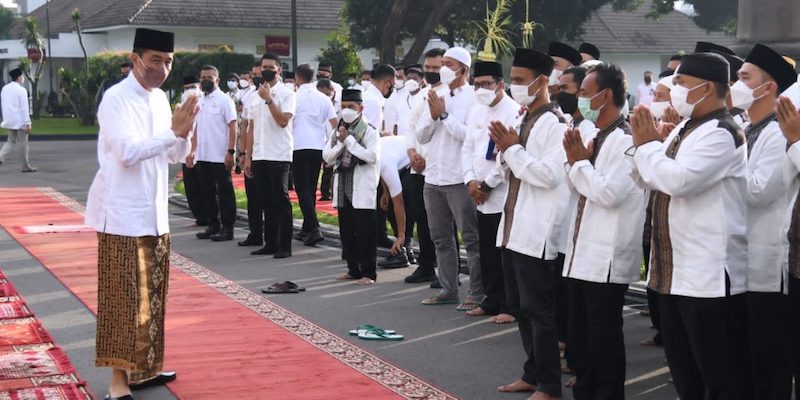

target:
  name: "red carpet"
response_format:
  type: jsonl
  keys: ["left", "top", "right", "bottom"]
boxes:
{"left": 0, "top": 188, "right": 455, "bottom": 400}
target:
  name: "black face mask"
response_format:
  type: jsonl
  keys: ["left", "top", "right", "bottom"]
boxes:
{"left": 384, "top": 84, "right": 394, "bottom": 99}
{"left": 252, "top": 77, "right": 265, "bottom": 87}
{"left": 555, "top": 92, "right": 578, "bottom": 115}
{"left": 424, "top": 72, "right": 441, "bottom": 85}
{"left": 262, "top": 69, "right": 277, "bottom": 83}
{"left": 200, "top": 79, "right": 215, "bottom": 93}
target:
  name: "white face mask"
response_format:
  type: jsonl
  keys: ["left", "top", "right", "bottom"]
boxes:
{"left": 510, "top": 78, "right": 542, "bottom": 107}
{"left": 347, "top": 78, "right": 355, "bottom": 86}
{"left": 405, "top": 79, "right": 420, "bottom": 93}
{"left": 440, "top": 66, "right": 458, "bottom": 85}
{"left": 650, "top": 101, "right": 671, "bottom": 120}
{"left": 475, "top": 88, "right": 498, "bottom": 106}
{"left": 284, "top": 82, "right": 295, "bottom": 91}
{"left": 671, "top": 82, "right": 708, "bottom": 118}
{"left": 227, "top": 80, "right": 238, "bottom": 90}
{"left": 730, "top": 80, "right": 768, "bottom": 110}
{"left": 396, "top": 79, "right": 405, "bottom": 90}
{"left": 549, "top": 69, "right": 564, "bottom": 86}
{"left": 340, "top": 108, "right": 360, "bottom": 124}
{"left": 239, "top": 80, "right": 250, "bottom": 88}
{"left": 362, "top": 80, "right": 372, "bottom": 90}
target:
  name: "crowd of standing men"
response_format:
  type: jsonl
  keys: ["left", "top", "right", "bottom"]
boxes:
{"left": 139, "top": 35, "right": 800, "bottom": 400}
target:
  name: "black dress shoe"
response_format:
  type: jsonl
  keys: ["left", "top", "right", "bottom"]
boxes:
{"left": 251, "top": 246, "right": 276, "bottom": 256}
{"left": 406, "top": 248, "right": 417, "bottom": 264}
{"left": 378, "top": 251, "right": 410, "bottom": 269}
{"left": 238, "top": 237, "right": 263, "bottom": 247}
{"left": 196, "top": 226, "right": 220, "bottom": 239}
{"left": 210, "top": 229, "right": 234, "bottom": 242}
{"left": 303, "top": 231, "right": 324, "bottom": 246}
{"left": 293, "top": 231, "right": 309, "bottom": 241}
{"left": 274, "top": 251, "right": 292, "bottom": 259}
{"left": 404, "top": 267, "right": 437, "bottom": 283}
{"left": 319, "top": 195, "right": 332, "bottom": 201}
{"left": 129, "top": 371, "right": 177, "bottom": 390}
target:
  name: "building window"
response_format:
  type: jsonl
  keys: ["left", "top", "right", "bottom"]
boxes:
{"left": 198, "top": 44, "right": 235, "bottom": 52}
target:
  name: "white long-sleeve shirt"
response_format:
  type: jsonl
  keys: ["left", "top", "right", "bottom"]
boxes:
{"left": 0, "top": 81, "right": 31, "bottom": 130}
{"left": 85, "top": 74, "right": 190, "bottom": 237}
{"left": 416, "top": 84, "right": 477, "bottom": 186}
{"left": 563, "top": 123, "right": 647, "bottom": 284}
{"left": 632, "top": 111, "right": 747, "bottom": 298}
{"left": 362, "top": 84, "right": 386, "bottom": 132}
{"left": 461, "top": 94, "right": 519, "bottom": 214}
{"left": 742, "top": 119, "right": 787, "bottom": 293}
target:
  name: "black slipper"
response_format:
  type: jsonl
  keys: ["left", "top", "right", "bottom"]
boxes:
{"left": 104, "top": 395, "right": 134, "bottom": 400}
{"left": 129, "top": 371, "right": 177, "bottom": 390}
{"left": 261, "top": 281, "right": 306, "bottom": 294}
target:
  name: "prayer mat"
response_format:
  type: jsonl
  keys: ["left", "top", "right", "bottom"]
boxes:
{"left": 0, "top": 282, "right": 18, "bottom": 299}
{"left": 0, "top": 383, "right": 91, "bottom": 400}
{"left": 0, "top": 303, "right": 30, "bottom": 321}
{"left": 0, "top": 321, "right": 53, "bottom": 347}
{"left": 13, "top": 225, "right": 94, "bottom": 235}
{"left": 0, "top": 347, "right": 76, "bottom": 381}
{"left": 0, "top": 374, "right": 84, "bottom": 393}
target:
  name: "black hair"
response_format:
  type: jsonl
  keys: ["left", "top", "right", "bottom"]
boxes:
{"left": 262, "top": 52, "right": 281, "bottom": 64}
{"left": 317, "top": 79, "right": 333, "bottom": 89}
{"left": 296, "top": 64, "right": 314, "bottom": 83}
{"left": 9, "top": 69, "right": 23, "bottom": 81}
{"left": 361, "top": 70, "right": 371, "bottom": 77}
{"left": 713, "top": 82, "right": 729, "bottom": 99}
{"left": 658, "top": 69, "right": 675, "bottom": 78}
{"left": 227, "top": 73, "right": 240, "bottom": 80}
{"left": 240, "top": 71, "right": 251, "bottom": 77}
{"left": 587, "top": 63, "right": 627, "bottom": 108}
{"left": 424, "top": 48, "right": 446, "bottom": 59}
{"left": 372, "top": 64, "right": 397, "bottom": 81}
{"left": 669, "top": 54, "right": 683, "bottom": 62}
{"left": 200, "top": 65, "right": 219, "bottom": 76}
{"left": 253, "top": 61, "right": 262, "bottom": 68}
{"left": 120, "top": 61, "right": 133, "bottom": 69}
{"left": 563, "top": 66, "right": 587, "bottom": 86}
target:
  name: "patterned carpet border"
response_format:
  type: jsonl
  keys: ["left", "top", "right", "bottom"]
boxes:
{"left": 39, "top": 187, "right": 458, "bottom": 400}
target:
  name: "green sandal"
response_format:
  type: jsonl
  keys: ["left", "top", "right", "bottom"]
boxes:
{"left": 357, "top": 327, "right": 404, "bottom": 341}
{"left": 348, "top": 324, "right": 397, "bottom": 336}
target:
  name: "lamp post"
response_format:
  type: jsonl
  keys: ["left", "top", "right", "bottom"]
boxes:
{"left": 45, "top": 0, "right": 53, "bottom": 94}
{"left": 291, "top": 0, "right": 298, "bottom": 70}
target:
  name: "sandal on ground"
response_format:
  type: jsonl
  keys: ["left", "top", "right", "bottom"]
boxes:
{"left": 261, "top": 281, "right": 306, "bottom": 294}
{"left": 456, "top": 302, "right": 480, "bottom": 311}
{"left": 357, "top": 327, "right": 404, "bottom": 341}
{"left": 421, "top": 295, "right": 458, "bottom": 305}
{"left": 349, "top": 324, "right": 397, "bottom": 336}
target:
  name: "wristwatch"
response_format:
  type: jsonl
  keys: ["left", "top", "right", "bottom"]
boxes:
{"left": 439, "top": 112, "right": 449, "bottom": 121}
{"left": 227, "top": 149, "right": 235, "bottom": 155}
{"left": 265, "top": 99, "right": 273, "bottom": 105}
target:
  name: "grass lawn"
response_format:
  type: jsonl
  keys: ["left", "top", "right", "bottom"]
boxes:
{"left": 28, "top": 117, "right": 98, "bottom": 135}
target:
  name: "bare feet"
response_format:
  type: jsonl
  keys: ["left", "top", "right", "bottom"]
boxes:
{"left": 466, "top": 307, "right": 487, "bottom": 316}
{"left": 336, "top": 273, "right": 356, "bottom": 280}
{"left": 108, "top": 369, "right": 131, "bottom": 398}
{"left": 565, "top": 376, "right": 577, "bottom": 388}
{"left": 498, "top": 379, "right": 537, "bottom": 393}
{"left": 529, "top": 391, "right": 561, "bottom": 400}
{"left": 355, "top": 277, "right": 375, "bottom": 285}
{"left": 490, "top": 313, "right": 516, "bottom": 324}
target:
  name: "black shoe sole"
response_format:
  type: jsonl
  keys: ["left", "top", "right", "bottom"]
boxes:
{"left": 251, "top": 248, "right": 276, "bottom": 256}
{"left": 210, "top": 236, "right": 234, "bottom": 242}
{"left": 405, "top": 275, "right": 437, "bottom": 283}
{"left": 378, "top": 262, "right": 410, "bottom": 269}
{"left": 238, "top": 241, "right": 263, "bottom": 247}
{"left": 303, "top": 236, "right": 324, "bottom": 246}
{"left": 273, "top": 252, "right": 292, "bottom": 259}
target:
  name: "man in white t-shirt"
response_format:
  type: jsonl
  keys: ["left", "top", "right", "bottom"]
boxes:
{"left": 244, "top": 52, "right": 297, "bottom": 259}
{"left": 292, "top": 64, "right": 338, "bottom": 246}
{"left": 377, "top": 135, "right": 414, "bottom": 268}
{"left": 187, "top": 65, "right": 238, "bottom": 242}
{"left": 636, "top": 71, "right": 656, "bottom": 107}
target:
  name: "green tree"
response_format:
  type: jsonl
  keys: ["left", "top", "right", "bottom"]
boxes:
{"left": 317, "top": 15, "right": 364, "bottom": 84}
{"left": 344, "top": 0, "right": 641, "bottom": 65}
{"left": 18, "top": 17, "right": 46, "bottom": 119}
{"left": 0, "top": 7, "right": 15, "bottom": 40}
{"left": 649, "top": 0, "right": 738, "bottom": 34}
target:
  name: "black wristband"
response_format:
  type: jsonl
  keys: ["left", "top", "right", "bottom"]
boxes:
{"left": 227, "top": 149, "right": 235, "bottom": 155}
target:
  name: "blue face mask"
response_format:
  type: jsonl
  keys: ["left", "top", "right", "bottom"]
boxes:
{"left": 577, "top": 89, "right": 607, "bottom": 123}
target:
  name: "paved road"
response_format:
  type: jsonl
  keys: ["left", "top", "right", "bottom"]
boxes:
{"left": 0, "top": 140, "right": 679, "bottom": 400}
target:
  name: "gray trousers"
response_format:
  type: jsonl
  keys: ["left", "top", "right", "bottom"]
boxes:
{"left": 0, "top": 129, "right": 30, "bottom": 167}
{"left": 423, "top": 182, "right": 483, "bottom": 300}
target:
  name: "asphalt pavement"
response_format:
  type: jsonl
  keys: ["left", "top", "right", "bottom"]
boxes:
{"left": 0, "top": 140, "right": 680, "bottom": 400}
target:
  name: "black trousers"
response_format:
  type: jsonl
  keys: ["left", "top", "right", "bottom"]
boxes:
{"left": 195, "top": 161, "right": 236, "bottom": 229}
{"left": 320, "top": 165, "right": 334, "bottom": 198}
{"left": 567, "top": 278, "right": 628, "bottom": 400}
{"left": 376, "top": 185, "right": 392, "bottom": 243}
{"left": 790, "top": 277, "right": 800, "bottom": 399}
{"left": 553, "top": 252, "right": 568, "bottom": 343}
{"left": 338, "top": 201, "right": 377, "bottom": 280}
{"left": 182, "top": 163, "right": 208, "bottom": 224}
{"left": 659, "top": 293, "right": 752, "bottom": 400}
{"left": 408, "top": 174, "right": 436, "bottom": 272}
{"left": 502, "top": 249, "right": 561, "bottom": 397}
{"left": 243, "top": 174, "right": 263, "bottom": 240}
{"left": 477, "top": 212, "right": 506, "bottom": 315}
{"left": 745, "top": 291, "right": 791, "bottom": 400}
{"left": 643, "top": 244, "right": 662, "bottom": 343}
{"left": 253, "top": 161, "right": 293, "bottom": 253}
{"left": 291, "top": 149, "right": 322, "bottom": 233}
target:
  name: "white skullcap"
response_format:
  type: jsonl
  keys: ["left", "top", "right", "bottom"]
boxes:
{"left": 581, "top": 59, "right": 602, "bottom": 68}
{"left": 444, "top": 47, "right": 471, "bottom": 68}
{"left": 657, "top": 75, "right": 674, "bottom": 91}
